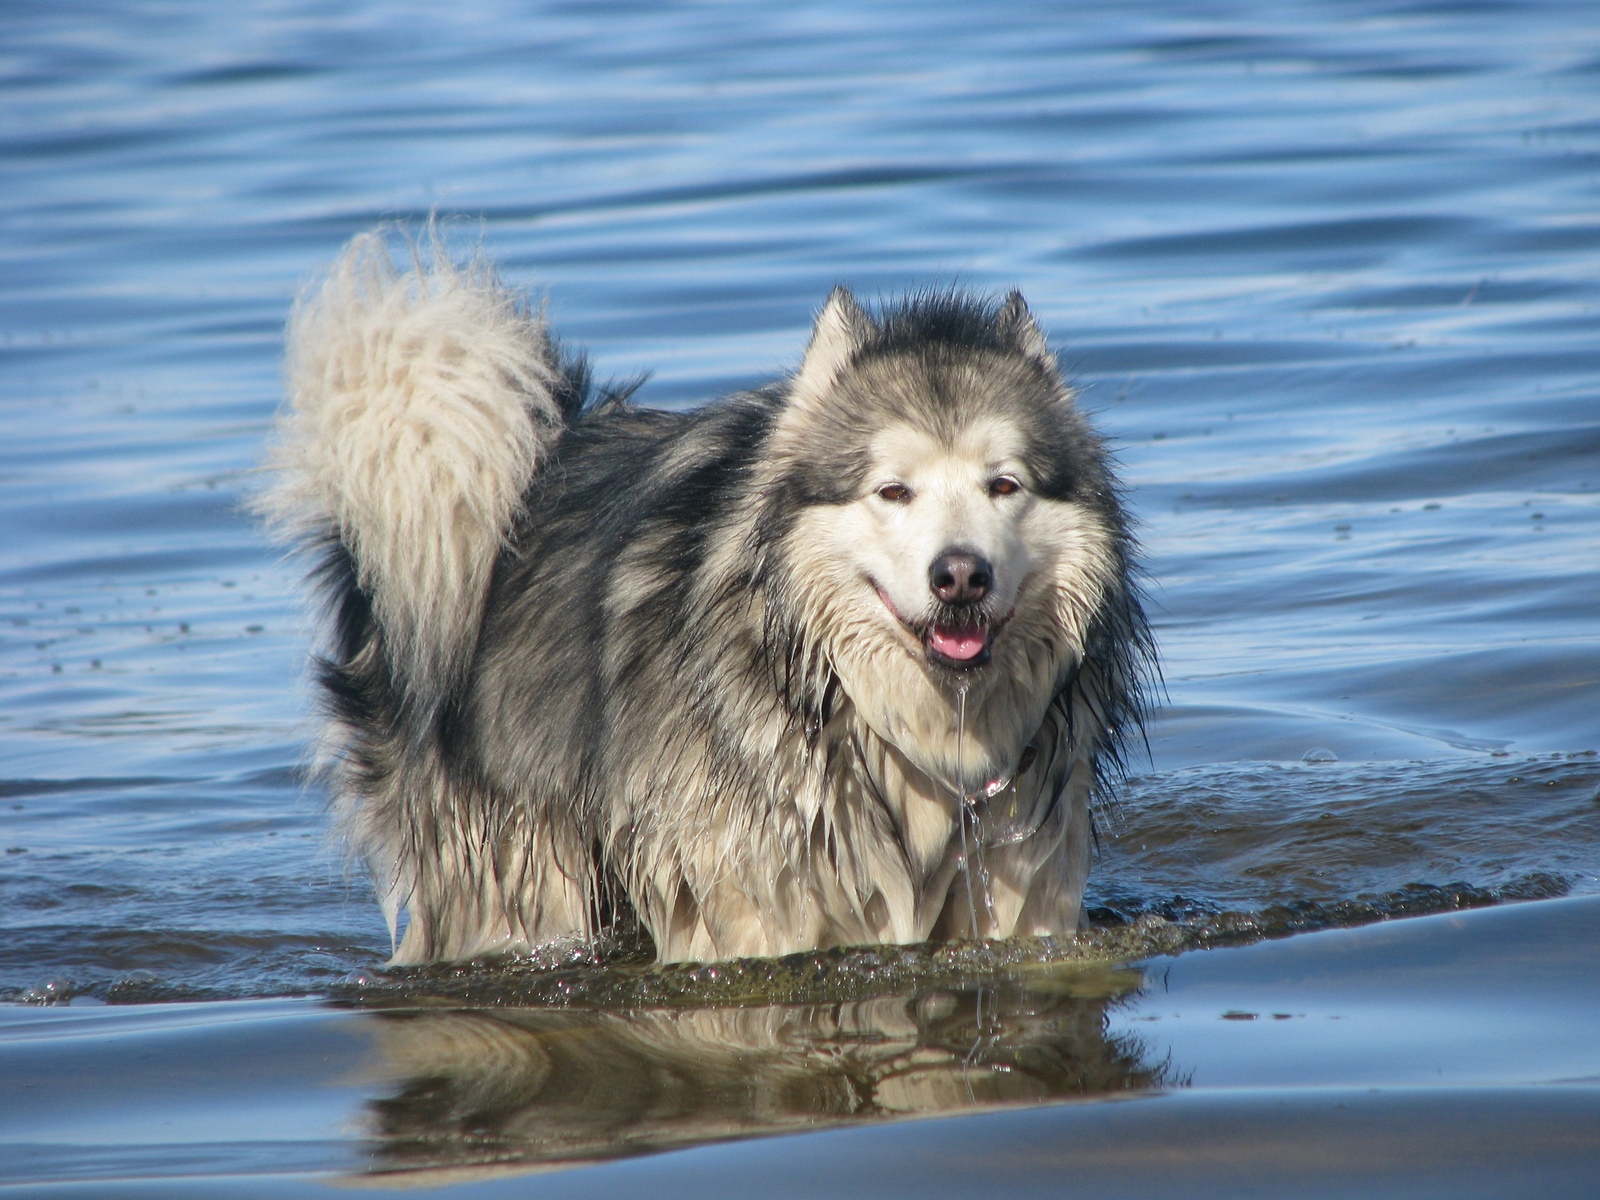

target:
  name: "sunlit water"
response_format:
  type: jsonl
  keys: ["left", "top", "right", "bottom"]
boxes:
{"left": 2, "top": 0, "right": 1599, "bottom": 1190}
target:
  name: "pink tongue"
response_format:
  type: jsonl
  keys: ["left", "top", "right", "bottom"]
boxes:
{"left": 930, "top": 626, "right": 986, "bottom": 660}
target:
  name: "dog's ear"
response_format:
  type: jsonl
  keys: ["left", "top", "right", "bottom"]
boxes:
{"left": 791, "top": 286, "right": 873, "bottom": 408}
{"left": 996, "top": 291, "right": 1054, "bottom": 368}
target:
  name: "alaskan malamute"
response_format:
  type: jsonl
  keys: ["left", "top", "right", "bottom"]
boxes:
{"left": 263, "top": 231, "right": 1151, "bottom": 964}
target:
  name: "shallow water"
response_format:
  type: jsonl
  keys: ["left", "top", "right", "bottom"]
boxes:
{"left": 2, "top": 0, "right": 1599, "bottom": 1192}
{"left": 6, "top": 899, "right": 1599, "bottom": 1193}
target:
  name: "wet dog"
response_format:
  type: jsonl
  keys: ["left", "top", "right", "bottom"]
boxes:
{"left": 262, "top": 231, "right": 1151, "bottom": 964}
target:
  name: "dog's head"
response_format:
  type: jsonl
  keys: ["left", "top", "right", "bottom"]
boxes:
{"left": 759, "top": 288, "right": 1130, "bottom": 791}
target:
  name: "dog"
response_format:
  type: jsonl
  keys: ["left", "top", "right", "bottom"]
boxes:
{"left": 262, "top": 231, "right": 1151, "bottom": 965}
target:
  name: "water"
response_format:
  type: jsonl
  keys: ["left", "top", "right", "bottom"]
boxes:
{"left": 2, "top": 0, "right": 1599, "bottom": 1192}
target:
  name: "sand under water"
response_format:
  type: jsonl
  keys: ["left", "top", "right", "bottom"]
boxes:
{"left": 2, "top": 0, "right": 1599, "bottom": 1195}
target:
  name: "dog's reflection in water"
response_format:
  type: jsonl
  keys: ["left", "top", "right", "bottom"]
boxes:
{"left": 358, "top": 978, "right": 1169, "bottom": 1175}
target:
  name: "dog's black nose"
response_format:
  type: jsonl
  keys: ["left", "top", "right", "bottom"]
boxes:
{"left": 929, "top": 551, "right": 992, "bottom": 605}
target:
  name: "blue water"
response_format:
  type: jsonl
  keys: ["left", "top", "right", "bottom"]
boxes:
{"left": 2, "top": 0, "right": 1600, "bottom": 1190}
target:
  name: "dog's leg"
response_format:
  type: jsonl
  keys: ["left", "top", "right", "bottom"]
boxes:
{"left": 992, "top": 763, "right": 1094, "bottom": 937}
{"left": 365, "top": 765, "right": 594, "bottom": 965}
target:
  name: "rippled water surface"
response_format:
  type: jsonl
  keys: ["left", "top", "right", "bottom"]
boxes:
{"left": 2, "top": 0, "right": 1599, "bottom": 1192}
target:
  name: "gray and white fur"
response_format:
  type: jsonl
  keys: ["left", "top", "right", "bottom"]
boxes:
{"left": 262, "top": 230, "right": 1152, "bottom": 965}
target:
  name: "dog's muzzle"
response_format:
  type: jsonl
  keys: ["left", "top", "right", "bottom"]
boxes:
{"left": 875, "top": 582, "right": 1012, "bottom": 671}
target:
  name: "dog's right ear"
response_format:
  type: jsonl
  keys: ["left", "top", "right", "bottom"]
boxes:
{"left": 791, "top": 287, "right": 873, "bottom": 409}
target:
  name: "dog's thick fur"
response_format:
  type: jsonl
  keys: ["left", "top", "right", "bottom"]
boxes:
{"left": 263, "top": 231, "right": 1151, "bottom": 965}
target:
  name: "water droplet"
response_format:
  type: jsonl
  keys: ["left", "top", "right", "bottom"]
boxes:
{"left": 22, "top": 977, "right": 74, "bottom": 1005}
{"left": 1302, "top": 747, "right": 1338, "bottom": 764}
{"left": 107, "top": 969, "right": 160, "bottom": 1001}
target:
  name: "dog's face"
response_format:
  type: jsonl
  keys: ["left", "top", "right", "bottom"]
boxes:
{"left": 763, "top": 289, "right": 1120, "bottom": 792}
{"left": 850, "top": 414, "right": 1034, "bottom": 672}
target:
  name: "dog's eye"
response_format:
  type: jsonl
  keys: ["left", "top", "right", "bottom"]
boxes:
{"left": 989, "top": 475, "right": 1023, "bottom": 497}
{"left": 876, "top": 482, "right": 912, "bottom": 503}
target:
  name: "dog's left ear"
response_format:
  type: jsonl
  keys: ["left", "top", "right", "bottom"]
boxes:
{"left": 791, "top": 286, "right": 873, "bottom": 409}
{"left": 996, "top": 291, "right": 1055, "bottom": 368}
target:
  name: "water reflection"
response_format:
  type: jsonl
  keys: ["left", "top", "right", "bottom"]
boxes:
{"left": 356, "top": 971, "right": 1169, "bottom": 1175}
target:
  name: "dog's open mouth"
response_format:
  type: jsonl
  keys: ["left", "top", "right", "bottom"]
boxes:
{"left": 927, "top": 623, "right": 991, "bottom": 667}
{"left": 876, "top": 585, "right": 1008, "bottom": 670}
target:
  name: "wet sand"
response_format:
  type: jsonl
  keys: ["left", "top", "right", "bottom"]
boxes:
{"left": 4, "top": 896, "right": 1597, "bottom": 1197}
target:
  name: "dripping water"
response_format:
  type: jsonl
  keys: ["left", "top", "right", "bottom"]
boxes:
{"left": 955, "top": 682, "right": 980, "bottom": 938}
{"left": 953, "top": 681, "right": 996, "bottom": 938}
{"left": 960, "top": 984, "right": 988, "bottom": 1103}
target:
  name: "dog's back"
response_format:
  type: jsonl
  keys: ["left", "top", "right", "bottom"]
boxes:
{"left": 265, "top": 232, "right": 1151, "bottom": 965}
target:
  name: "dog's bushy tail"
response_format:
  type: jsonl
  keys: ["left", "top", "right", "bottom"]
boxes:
{"left": 260, "top": 229, "right": 565, "bottom": 697}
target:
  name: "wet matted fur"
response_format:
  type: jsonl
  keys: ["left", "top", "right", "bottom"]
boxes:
{"left": 261, "top": 231, "right": 1153, "bottom": 965}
